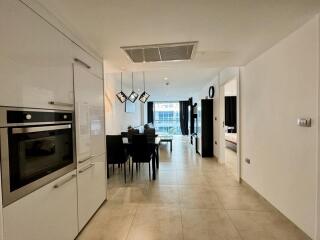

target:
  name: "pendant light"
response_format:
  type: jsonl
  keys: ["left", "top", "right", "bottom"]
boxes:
{"left": 128, "top": 72, "right": 139, "bottom": 103}
{"left": 139, "top": 72, "right": 150, "bottom": 103}
{"left": 116, "top": 72, "right": 127, "bottom": 103}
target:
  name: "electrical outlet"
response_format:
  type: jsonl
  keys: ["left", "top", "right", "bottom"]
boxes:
{"left": 245, "top": 158, "right": 251, "bottom": 164}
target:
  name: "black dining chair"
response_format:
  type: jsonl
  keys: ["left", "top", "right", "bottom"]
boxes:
{"left": 131, "top": 134, "right": 153, "bottom": 181}
{"left": 106, "top": 135, "right": 130, "bottom": 183}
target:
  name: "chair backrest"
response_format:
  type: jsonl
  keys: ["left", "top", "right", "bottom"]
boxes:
{"left": 132, "top": 134, "right": 152, "bottom": 163}
{"left": 144, "top": 128, "right": 156, "bottom": 142}
{"left": 106, "top": 135, "right": 126, "bottom": 164}
{"left": 128, "top": 128, "right": 139, "bottom": 141}
{"left": 121, "top": 131, "right": 129, "bottom": 138}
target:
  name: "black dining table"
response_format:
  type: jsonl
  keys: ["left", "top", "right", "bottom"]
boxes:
{"left": 122, "top": 137, "right": 160, "bottom": 180}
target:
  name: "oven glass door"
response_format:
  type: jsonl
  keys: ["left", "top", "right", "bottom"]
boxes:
{"left": 8, "top": 124, "right": 73, "bottom": 192}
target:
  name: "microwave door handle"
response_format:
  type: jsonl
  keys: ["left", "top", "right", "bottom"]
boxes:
{"left": 12, "top": 124, "right": 71, "bottom": 134}
{"left": 53, "top": 174, "right": 76, "bottom": 189}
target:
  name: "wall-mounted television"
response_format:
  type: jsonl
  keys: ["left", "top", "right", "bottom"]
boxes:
{"left": 125, "top": 101, "right": 135, "bottom": 113}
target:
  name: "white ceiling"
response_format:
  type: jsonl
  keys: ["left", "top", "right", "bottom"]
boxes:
{"left": 35, "top": 0, "right": 320, "bottom": 99}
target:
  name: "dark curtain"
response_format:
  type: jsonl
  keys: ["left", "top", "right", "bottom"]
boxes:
{"left": 225, "top": 96, "right": 237, "bottom": 132}
{"left": 147, "top": 102, "right": 154, "bottom": 124}
{"left": 179, "top": 101, "right": 189, "bottom": 135}
{"left": 188, "top": 98, "right": 194, "bottom": 134}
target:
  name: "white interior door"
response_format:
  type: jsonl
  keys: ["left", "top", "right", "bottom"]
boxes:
{"left": 219, "top": 85, "right": 225, "bottom": 164}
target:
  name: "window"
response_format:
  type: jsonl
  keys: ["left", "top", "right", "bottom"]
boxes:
{"left": 153, "top": 102, "right": 181, "bottom": 135}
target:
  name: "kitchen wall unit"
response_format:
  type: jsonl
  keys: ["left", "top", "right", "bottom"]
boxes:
{"left": 0, "top": 0, "right": 74, "bottom": 110}
{"left": 0, "top": 0, "right": 103, "bottom": 110}
{"left": 0, "top": 0, "right": 106, "bottom": 239}
{"left": 3, "top": 170, "right": 78, "bottom": 240}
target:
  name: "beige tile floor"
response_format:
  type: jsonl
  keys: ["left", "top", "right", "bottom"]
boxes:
{"left": 77, "top": 136, "right": 311, "bottom": 240}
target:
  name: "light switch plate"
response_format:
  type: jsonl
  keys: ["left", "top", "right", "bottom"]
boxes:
{"left": 297, "top": 118, "right": 311, "bottom": 127}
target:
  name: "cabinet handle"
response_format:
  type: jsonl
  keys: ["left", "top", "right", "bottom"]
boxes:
{"left": 48, "top": 101, "right": 74, "bottom": 107}
{"left": 74, "top": 58, "right": 91, "bottom": 69}
{"left": 79, "top": 163, "right": 94, "bottom": 173}
{"left": 78, "top": 155, "right": 96, "bottom": 164}
{"left": 53, "top": 174, "right": 76, "bottom": 189}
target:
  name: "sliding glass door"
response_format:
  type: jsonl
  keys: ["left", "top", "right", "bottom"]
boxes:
{"left": 153, "top": 102, "right": 181, "bottom": 135}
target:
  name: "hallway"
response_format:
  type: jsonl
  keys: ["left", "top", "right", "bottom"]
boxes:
{"left": 77, "top": 136, "right": 310, "bottom": 240}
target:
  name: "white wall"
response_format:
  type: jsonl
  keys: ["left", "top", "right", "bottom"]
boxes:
{"left": 240, "top": 15, "right": 319, "bottom": 238}
{"left": 104, "top": 71, "right": 142, "bottom": 134}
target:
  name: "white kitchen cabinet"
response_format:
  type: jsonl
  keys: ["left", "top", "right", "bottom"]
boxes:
{"left": 3, "top": 170, "right": 78, "bottom": 240}
{"left": 74, "top": 64, "right": 105, "bottom": 164}
{"left": 77, "top": 155, "right": 106, "bottom": 230}
{"left": 0, "top": 0, "right": 74, "bottom": 110}
{"left": 72, "top": 45, "right": 103, "bottom": 79}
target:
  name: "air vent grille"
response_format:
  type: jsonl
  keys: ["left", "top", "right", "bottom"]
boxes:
{"left": 121, "top": 41, "right": 197, "bottom": 63}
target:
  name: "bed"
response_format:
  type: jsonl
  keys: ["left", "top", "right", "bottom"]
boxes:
{"left": 225, "top": 132, "right": 237, "bottom": 152}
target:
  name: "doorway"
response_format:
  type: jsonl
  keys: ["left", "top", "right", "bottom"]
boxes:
{"left": 219, "top": 77, "right": 240, "bottom": 181}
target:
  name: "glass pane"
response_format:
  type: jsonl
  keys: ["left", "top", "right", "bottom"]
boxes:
{"left": 153, "top": 102, "right": 181, "bottom": 135}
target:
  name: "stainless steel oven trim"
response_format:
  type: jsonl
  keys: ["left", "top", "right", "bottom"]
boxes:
{"left": 12, "top": 124, "right": 71, "bottom": 134}
{"left": 0, "top": 121, "right": 76, "bottom": 207}
{"left": 0, "top": 107, "right": 73, "bottom": 128}
{"left": 0, "top": 121, "right": 72, "bottom": 128}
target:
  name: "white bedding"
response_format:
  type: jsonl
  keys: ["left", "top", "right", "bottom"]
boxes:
{"left": 225, "top": 133, "right": 237, "bottom": 144}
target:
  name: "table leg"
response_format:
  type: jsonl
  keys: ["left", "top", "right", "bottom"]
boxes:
{"left": 156, "top": 146, "right": 159, "bottom": 169}
{"left": 152, "top": 149, "right": 156, "bottom": 180}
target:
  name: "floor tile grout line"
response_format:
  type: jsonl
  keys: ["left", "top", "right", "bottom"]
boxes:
{"left": 179, "top": 206, "right": 185, "bottom": 240}
{"left": 124, "top": 204, "right": 139, "bottom": 240}
{"left": 213, "top": 184, "right": 245, "bottom": 240}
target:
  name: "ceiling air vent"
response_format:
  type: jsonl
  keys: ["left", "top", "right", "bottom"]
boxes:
{"left": 121, "top": 41, "right": 198, "bottom": 63}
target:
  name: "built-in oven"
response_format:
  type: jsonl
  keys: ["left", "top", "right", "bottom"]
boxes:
{"left": 0, "top": 107, "right": 76, "bottom": 206}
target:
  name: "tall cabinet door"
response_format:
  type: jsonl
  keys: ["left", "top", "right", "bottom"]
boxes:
{"left": 74, "top": 64, "right": 105, "bottom": 163}
{"left": 77, "top": 155, "right": 106, "bottom": 230}
{"left": 74, "top": 64, "right": 106, "bottom": 231}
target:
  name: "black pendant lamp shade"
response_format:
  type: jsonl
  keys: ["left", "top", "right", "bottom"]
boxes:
{"left": 139, "top": 72, "right": 150, "bottom": 103}
{"left": 128, "top": 72, "right": 139, "bottom": 103}
{"left": 116, "top": 72, "right": 127, "bottom": 103}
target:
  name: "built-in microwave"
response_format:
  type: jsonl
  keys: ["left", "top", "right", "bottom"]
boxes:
{"left": 0, "top": 107, "right": 76, "bottom": 206}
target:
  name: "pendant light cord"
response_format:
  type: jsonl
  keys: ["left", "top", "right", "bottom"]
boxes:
{"left": 120, "top": 72, "right": 123, "bottom": 90}
{"left": 132, "top": 72, "right": 134, "bottom": 91}
{"left": 143, "top": 72, "right": 146, "bottom": 91}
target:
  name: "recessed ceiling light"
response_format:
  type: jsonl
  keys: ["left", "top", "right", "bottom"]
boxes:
{"left": 164, "top": 77, "right": 168, "bottom": 80}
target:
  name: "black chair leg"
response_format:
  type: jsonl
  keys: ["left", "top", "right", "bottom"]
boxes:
{"left": 131, "top": 162, "right": 134, "bottom": 181}
{"left": 129, "top": 159, "right": 131, "bottom": 173}
{"left": 148, "top": 162, "right": 151, "bottom": 181}
{"left": 124, "top": 163, "right": 126, "bottom": 184}
{"left": 107, "top": 165, "right": 110, "bottom": 178}
{"left": 113, "top": 164, "right": 114, "bottom": 173}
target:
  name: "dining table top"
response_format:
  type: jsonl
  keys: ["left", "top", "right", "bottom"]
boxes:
{"left": 122, "top": 136, "right": 161, "bottom": 145}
